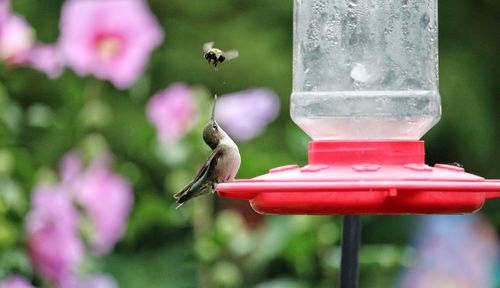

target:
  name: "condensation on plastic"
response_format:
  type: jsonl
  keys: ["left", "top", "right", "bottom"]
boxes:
{"left": 291, "top": 0, "right": 441, "bottom": 140}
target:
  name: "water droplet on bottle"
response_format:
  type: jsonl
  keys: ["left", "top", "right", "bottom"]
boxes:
{"left": 420, "top": 13, "right": 430, "bottom": 28}
{"left": 312, "top": 0, "right": 327, "bottom": 15}
{"left": 350, "top": 64, "right": 370, "bottom": 83}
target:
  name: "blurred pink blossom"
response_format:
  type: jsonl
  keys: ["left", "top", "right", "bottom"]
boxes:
{"left": 26, "top": 152, "right": 133, "bottom": 285}
{"left": 59, "top": 0, "right": 164, "bottom": 89}
{"left": 146, "top": 83, "right": 199, "bottom": 142}
{"left": 24, "top": 44, "right": 64, "bottom": 78}
{"left": 0, "top": 13, "right": 34, "bottom": 62}
{"left": 0, "top": 0, "right": 10, "bottom": 24}
{"left": 399, "top": 215, "right": 498, "bottom": 288}
{"left": 216, "top": 89, "right": 280, "bottom": 141}
{"left": 0, "top": 275, "right": 35, "bottom": 288}
{"left": 0, "top": 1, "right": 63, "bottom": 77}
{"left": 59, "top": 151, "right": 83, "bottom": 183}
{"left": 64, "top": 153, "right": 134, "bottom": 255}
{"left": 26, "top": 185, "right": 83, "bottom": 285}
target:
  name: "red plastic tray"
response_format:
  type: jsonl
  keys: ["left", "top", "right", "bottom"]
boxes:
{"left": 217, "top": 141, "right": 500, "bottom": 215}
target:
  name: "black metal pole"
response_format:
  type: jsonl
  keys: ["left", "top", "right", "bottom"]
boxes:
{"left": 340, "top": 215, "right": 361, "bottom": 288}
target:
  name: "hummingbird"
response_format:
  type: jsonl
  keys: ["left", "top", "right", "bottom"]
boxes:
{"left": 174, "top": 95, "right": 241, "bottom": 207}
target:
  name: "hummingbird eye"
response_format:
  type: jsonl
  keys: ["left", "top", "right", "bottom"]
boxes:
{"left": 212, "top": 123, "right": 217, "bottom": 129}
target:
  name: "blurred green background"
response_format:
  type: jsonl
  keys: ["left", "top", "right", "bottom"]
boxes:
{"left": 1, "top": 0, "right": 499, "bottom": 287}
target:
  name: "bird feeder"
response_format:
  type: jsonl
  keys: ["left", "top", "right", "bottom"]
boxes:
{"left": 217, "top": 0, "right": 500, "bottom": 215}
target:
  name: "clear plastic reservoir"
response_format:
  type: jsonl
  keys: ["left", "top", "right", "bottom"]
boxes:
{"left": 291, "top": 0, "right": 441, "bottom": 140}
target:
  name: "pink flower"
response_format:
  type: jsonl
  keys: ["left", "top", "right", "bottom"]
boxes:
{"left": 0, "top": 0, "right": 10, "bottom": 24}
{"left": 24, "top": 44, "right": 64, "bottom": 78}
{"left": 26, "top": 185, "right": 83, "bottom": 285}
{"left": 0, "top": 275, "right": 35, "bottom": 288}
{"left": 216, "top": 89, "right": 280, "bottom": 141}
{"left": 0, "top": 2, "right": 63, "bottom": 77}
{"left": 59, "top": 151, "right": 83, "bottom": 183}
{"left": 0, "top": 14, "right": 34, "bottom": 62}
{"left": 59, "top": 0, "right": 164, "bottom": 89}
{"left": 70, "top": 154, "right": 134, "bottom": 255}
{"left": 399, "top": 216, "right": 498, "bottom": 288}
{"left": 146, "top": 83, "right": 199, "bottom": 142}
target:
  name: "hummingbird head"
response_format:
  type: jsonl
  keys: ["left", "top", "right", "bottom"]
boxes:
{"left": 203, "top": 95, "right": 222, "bottom": 149}
{"left": 203, "top": 120, "right": 221, "bottom": 149}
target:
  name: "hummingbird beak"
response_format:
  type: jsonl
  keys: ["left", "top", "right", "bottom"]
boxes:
{"left": 211, "top": 94, "right": 217, "bottom": 121}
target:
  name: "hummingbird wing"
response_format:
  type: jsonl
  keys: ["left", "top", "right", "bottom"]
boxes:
{"left": 174, "top": 147, "right": 224, "bottom": 206}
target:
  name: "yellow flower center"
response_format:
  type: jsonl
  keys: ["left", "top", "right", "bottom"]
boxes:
{"left": 96, "top": 37, "right": 122, "bottom": 60}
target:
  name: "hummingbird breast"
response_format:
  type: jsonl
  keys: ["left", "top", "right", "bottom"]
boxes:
{"left": 214, "top": 144, "right": 241, "bottom": 183}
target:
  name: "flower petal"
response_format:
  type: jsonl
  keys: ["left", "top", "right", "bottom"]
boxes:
{"left": 59, "top": 0, "right": 164, "bottom": 89}
{"left": 216, "top": 89, "right": 280, "bottom": 141}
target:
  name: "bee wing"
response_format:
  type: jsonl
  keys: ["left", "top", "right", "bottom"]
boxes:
{"left": 224, "top": 50, "right": 239, "bottom": 61}
{"left": 203, "top": 42, "right": 214, "bottom": 52}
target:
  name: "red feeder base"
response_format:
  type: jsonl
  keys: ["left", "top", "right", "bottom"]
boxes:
{"left": 217, "top": 141, "right": 500, "bottom": 215}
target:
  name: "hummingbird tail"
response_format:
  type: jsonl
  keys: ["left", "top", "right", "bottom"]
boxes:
{"left": 174, "top": 182, "right": 214, "bottom": 207}
{"left": 173, "top": 186, "right": 188, "bottom": 200}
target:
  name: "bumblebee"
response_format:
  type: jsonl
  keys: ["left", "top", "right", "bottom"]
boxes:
{"left": 203, "top": 42, "right": 239, "bottom": 68}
